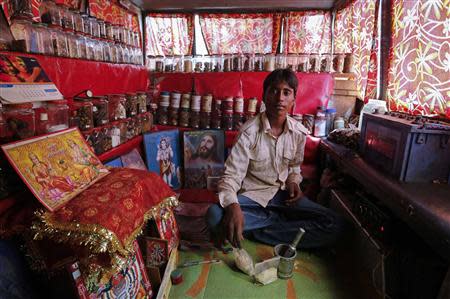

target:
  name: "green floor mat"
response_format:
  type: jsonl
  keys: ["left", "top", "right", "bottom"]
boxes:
{"left": 169, "top": 240, "right": 355, "bottom": 299}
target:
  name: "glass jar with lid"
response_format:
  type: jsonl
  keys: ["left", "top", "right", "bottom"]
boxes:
{"left": 10, "top": 18, "right": 35, "bottom": 53}
{"left": 89, "top": 17, "right": 100, "bottom": 38}
{"left": 102, "top": 40, "right": 111, "bottom": 62}
{"left": 97, "top": 20, "right": 106, "bottom": 39}
{"left": 40, "top": 0, "right": 61, "bottom": 27}
{"left": 66, "top": 30, "right": 79, "bottom": 58}
{"left": 46, "top": 99, "right": 69, "bottom": 132}
{"left": 116, "top": 42, "right": 124, "bottom": 63}
{"left": 9, "top": 0, "right": 34, "bottom": 21}
{"left": 92, "top": 39, "right": 103, "bottom": 61}
{"left": 34, "top": 23, "right": 54, "bottom": 55}
{"left": 125, "top": 93, "right": 138, "bottom": 117}
{"left": 73, "top": 10, "right": 83, "bottom": 33}
{"left": 109, "top": 41, "right": 117, "bottom": 63}
{"left": 109, "top": 121, "right": 121, "bottom": 148}
{"left": 85, "top": 37, "right": 95, "bottom": 60}
{"left": 81, "top": 14, "right": 91, "bottom": 36}
{"left": 73, "top": 97, "right": 94, "bottom": 131}
{"left": 60, "top": 5, "right": 74, "bottom": 31}
{"left": 76, "top": 35, "right": 87, "bottom": 59}
{"left": 105, "top": 22, "right": 114, "bottom": 41}
{"left": 136, "top": 92, "right": 147, "bottom": 114}
{"left": 108, "top": 94, "right": 127, "bottom": 121}
{"left": 49, "top": 26, "right": 69, "bottom": 57}
{"left": 3, "top": 103, "right": 35, "bottom": 140}
{"left": 91, "top": 96, "right": 109, "bottom": 127}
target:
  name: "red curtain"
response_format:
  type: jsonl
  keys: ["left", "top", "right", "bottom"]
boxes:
{"left": 284, "top": 11, "right": 331, "bottom": 54}
{"left": 387, "top": 0, "right": 449, "bottom": 118}
{"left": 199, "top": 13, "right": 281, "bottom": 54}
{"left": 363, "top": 0, "right": 380, "bottom": 103}
{"left": 334, "top": 0, "right": 377, "bottom": 99}
{"left": 145, "top": 13, "right": 194, "bottom": 56}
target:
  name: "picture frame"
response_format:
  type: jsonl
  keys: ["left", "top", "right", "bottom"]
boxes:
{"left": 1, "top": 128, "right": 109, "bottom": 212}
{"left": 144, "top": 237, "right": 169, "bottom": 267}
{"left": 143, "top": 130, "right": 181, "bottom": 189}
{"left": 183, "top": 130, "right": 225, "bottom": 189}
{"left": 104, "top": 157, "right": 123, "bottom": 168}
{"left": 154, "top": 207, "right": 179, "bottom": 254}
{"left": 120, "top": 148, "right": 147, "bottom": 170}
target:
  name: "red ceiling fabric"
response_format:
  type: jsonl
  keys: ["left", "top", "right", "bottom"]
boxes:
{"left": 387, "top": 0, "right": 449, "bottom": 118}
{"left": 284, "top": 11, "right": 331, "bottom": 54}
{"left": 199, "top": 13, "right": 281, "bottom": 55}
{"left": 145, "top": 13, "right": 194, "bottom": 56}
{"left": 334, "top": 0, "right": 377, "bottom": 100}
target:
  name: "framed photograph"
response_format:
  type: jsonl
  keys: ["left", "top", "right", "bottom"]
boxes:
{"left": 144, "top": 237, "right": 169, "bottom": 267}
{"left": 154, "top": 207, "right": 179, "bottom": 253}
{"left": 183, "top": 130, "right": 225, "bottom": 189}
{"left": 120, "top": 148, "right": 147, "bottom": 170}
{"left": 1, "top": 128, "right": 109, "bottom": 212}
{"left": 104, "top": 157, "right": 123, "bottom": 168}
{"left": 143, "top": 130, "right": 181, "bottom": 189}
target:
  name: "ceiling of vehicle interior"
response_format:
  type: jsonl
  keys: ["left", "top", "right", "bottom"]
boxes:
{"left": 132, "top": 0, "right": 342, "bottom": 12}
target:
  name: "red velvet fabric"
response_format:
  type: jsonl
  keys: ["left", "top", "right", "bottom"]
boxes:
{"left": 152, "top": 72, "right": 333, "bottom": 116}
{"left": 54, "top": 168, "right": 175, "bottom": 247}
{"left": 0, "top": 52, "right": 148, "bottom": 98}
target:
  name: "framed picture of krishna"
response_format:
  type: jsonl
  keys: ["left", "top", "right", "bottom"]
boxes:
{"left": 1, "top": 128, "right": 109, "bottom": 212}
{"left": 143, "top": 130, "right": 181, "bottom": 189}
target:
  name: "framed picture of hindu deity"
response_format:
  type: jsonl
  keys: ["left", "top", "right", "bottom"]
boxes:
{"left": 183, "top": 130, "right": 225, "bottom": 189}
{"left": 1, "top": 128, "right": 109, "bottom": 212}
{"left": 144, "top": 237, "right": 169, "bottom": 267}
{"left": 154, "top": 207, "right": 179, "bottom": 253}
{"left": 143, "top": 130, "right": 181, "bottom": 189}
{"left": 120, "top": 148, "right": 147, "bottom": 170}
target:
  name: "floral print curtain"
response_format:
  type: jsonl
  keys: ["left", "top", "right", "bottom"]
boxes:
{"left": 89, "top": 0, "right": 139, "bottom": 32}
{"left": 334, "top": 0, "right": 377, "bottom": 99}
{"left": 387, "top": 0, "right": 449, "bottom": 117}
{"left": 284, "top": 11, "right": 331, "bottom": 54}
{"left": 199, "top": 13, "right": 281, "bottom": 54}
{"left": 145, "top": 13, "right": 194, "bottom": 56}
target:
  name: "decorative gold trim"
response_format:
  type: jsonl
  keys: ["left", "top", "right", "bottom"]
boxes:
{"left": 31, "top": 196, "right": 179, "bottom": 287}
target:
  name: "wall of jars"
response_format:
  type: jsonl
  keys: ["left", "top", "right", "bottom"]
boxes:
{"left": 6, "top": 0, "right": 143, "bottom": 65}
{"left": 147, "top": 53, "right": 354, "bottom": 73}
{"left": 0, "top": 91, "right": 153, "bottom": 155}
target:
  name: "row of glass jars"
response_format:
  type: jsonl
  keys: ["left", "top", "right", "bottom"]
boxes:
{"left": 148, "top": 53, "right": 353, "bottom": 73}
{"left": 83, "top": 113, "right": 153, "bottom": 155}
{"left": 71, "top": 92, "right": 148, "bottom": 131}
{"left": 0, "top": 101, "right": 70, "bottom": 143}
{"left": 10, "top": 19, "right": 143, "bottom": 64}
{"left": 38, "top": 0, "right": 141, "bottom": 47}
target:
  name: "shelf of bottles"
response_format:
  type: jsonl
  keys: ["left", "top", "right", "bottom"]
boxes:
{"left": 147, "top": 53, "right": 354, "bottom": 74}
{"left": 7, "top": 0, "right": 143, "bottom": 65}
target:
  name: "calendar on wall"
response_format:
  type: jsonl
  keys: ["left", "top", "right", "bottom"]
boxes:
{"left": 0, "top": 54, "right": 63, "bottom": 103}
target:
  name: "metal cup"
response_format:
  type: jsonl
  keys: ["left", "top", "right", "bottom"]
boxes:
{"left": 274, "top": 244, "right": 297, "bottom": 279}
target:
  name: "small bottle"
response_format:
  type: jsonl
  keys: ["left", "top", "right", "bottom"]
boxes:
{"left": 169, "top": 92, "right": 181, "bottom": 126}
{"left": 222, "top": 111, "right": 233, "bottom": 131}
{"left": 211, "top": 99, "right": 222, "bottom": 129}
{"left": 334, "top": 117, "right": 345, "bottom": 129}
{"left": 200, "top": 94, "right": 213, "bottom": 129}
{"left": 157, "top": 102, "right": 169, "bottom": 125}
{"left": 190, "top": 94, "right": 201, "bottom": 129}
{"left": 178, "top": 93, "right": 191, "bottom": 127}
{"left": 37, "top": 112, "right": 49, "bottom": 135}
{"left": 282, "top": 228, "right": 306, "bottom": 258}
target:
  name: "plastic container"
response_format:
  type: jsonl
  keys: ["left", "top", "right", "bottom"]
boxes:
{"left": 314, "top": 111, "right": 326, "bottom": 137}
{"left": 109, "top": 121, "right": 121, "bottom": 148}
{"left": 10, "top": 18, "right": 35, "bottom": 53}
{"left": 125, "top": 93, "right": 138, "bottom": 118}
{"left": 211, "top": 99, "right": 222, "bottom": 129}
{"left": 3, "top": 103, "right": 35, "bottom": 140}
{"left": 34, "top": 23, "right": 54, "bottom": 55}
{"left": 141, "top": 112, "right": 153, "bottom": 133}
{"left": 73, "top": 10, "right": 83, "bottom": 33}
{"left": 49, "top": 26, "right": 68, "bottom": 57}
{"left": 36, "top": 112, "right": 49, "bottom": 135}
{"left": 47, "top": 100, "right": 69, "bottom": 132}
{"left": 136, "top": 92, "right": 148, "bottom": 114}
{"left": 157, "top": 102, "right": 169, "bottom": 125}
{"left": 40, "top": 0, "right": 61, "bottom": 27}
{"left": 325, "top": 108, "right": 336, "bottom": 134}
{"left": 73, "top": 98, "right": 94, "bottom": 131}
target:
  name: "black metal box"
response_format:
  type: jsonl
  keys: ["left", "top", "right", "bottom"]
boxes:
{"left": 360, "top": 113, "right": 450, "bottom": 183}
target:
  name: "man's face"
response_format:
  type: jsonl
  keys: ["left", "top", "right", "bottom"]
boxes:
{"left": 264, "top": 81, "right": 295, "bottom": 118}
{"left": 198, "top": 135, "right": 215, "bottom": 158}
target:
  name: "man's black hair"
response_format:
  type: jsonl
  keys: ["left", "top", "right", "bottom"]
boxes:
{"left": 263, "top": 68, "right": 299, "bottom": 100}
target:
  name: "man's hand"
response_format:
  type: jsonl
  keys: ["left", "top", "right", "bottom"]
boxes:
{"left": 285, "top": 182, "right": 303, "bottom": 206}
{"left": 222, "top": 203, "right": 244, "bottom": 248}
